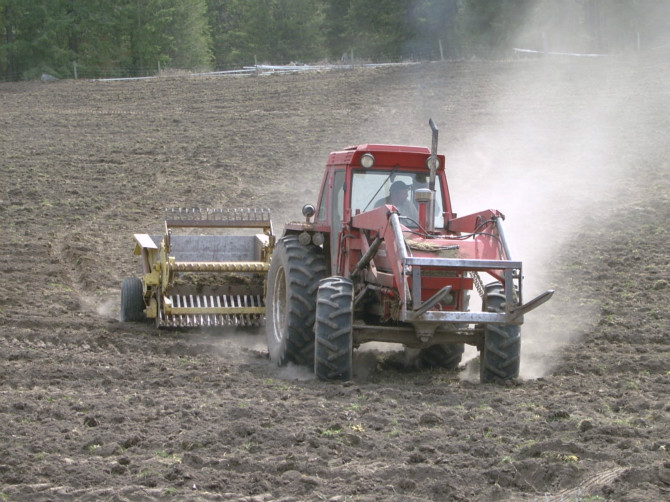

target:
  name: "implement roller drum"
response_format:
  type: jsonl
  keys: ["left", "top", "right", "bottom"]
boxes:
{"left": 170, "top": 262, "right": 270, "bottom": 273}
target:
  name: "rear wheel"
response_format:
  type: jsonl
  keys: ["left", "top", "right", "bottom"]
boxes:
{"left": 121, "top": 277, "right": 146, "bottom": 322}
{"left": 418, "top": 343, "right": 464, "bottom": 370}
{"left": 266, "top": 235, "right": 328, "bottom": 366}
{"left": 314, "top": 277, "right": 354, "bottom": 381}
{"left": 480, "top": 282, "right": 521, "bottom": 383}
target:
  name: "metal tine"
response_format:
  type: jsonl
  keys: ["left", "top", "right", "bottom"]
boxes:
{"left": 203, "top": 296, "right": 214, "bottom": 326}
{"left": 161, "top": 297, "right": 167, "bottom": 327}
{"left": 258, "top": 294, "right": 264, "bottom": 326}
{"left": 235, "top": 295, "right": 241, "bottom": 326}
{"left": 210, "top": 296, "right": 217, "bottom": 326}
{"left": 233, "top": 295, "right": 244, "bottom": 326}
{"left": 183, "top": 295, "right": 188, "bottom": 327}
{"left": 223, "top": 295, "right": 229, "bottom": 326}
{"left": 216, "top": 296, "right": 223, "bottom": 326}
{"left": 189, "top": 295, "right": 195, "bottom": 327}
{"left": 165, "top": 296, "right": 171, "bottom": 327}
{"left": 232, "top": 295, "right": 238, "bottom": 326}
{"left": 180, "top": 295, "right": 187, "bottom": 327}
{"left": 200, "top": 295, "right": 208, "bottom": 326}
{"left": 181, "top": 295, "right": 184, "bottom": 327}
{"left": 249, "top": 295, "right": 254, "bottom": 327}
{"left": 211, "top": 296, "right": 216, "bottom": 325}
{"left": 197, "top": 295, "right": 204, "bottom": 326}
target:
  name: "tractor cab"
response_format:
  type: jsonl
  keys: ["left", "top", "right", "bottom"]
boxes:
{"left": 310, "top": 144, "right": 453, "bottom": 270}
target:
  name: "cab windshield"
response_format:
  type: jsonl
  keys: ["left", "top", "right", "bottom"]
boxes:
{"left": 350, "top": 170, "right": 445, "bottom": 229}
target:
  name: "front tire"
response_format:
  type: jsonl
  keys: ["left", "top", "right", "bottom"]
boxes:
{"left": 314, "top": 277, "right": 354, "bottom": 381}
{"left": 480, "top": 282, "right": 521, "bottom": 383}
{"left": 121, "top": 277, "right": 146, "bottom": 322}
{"left": 266, "top": 235, "right": 327, "bottom": 366}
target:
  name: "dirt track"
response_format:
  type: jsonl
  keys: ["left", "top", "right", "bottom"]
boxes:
{"left": 1, "top": 54, "right": 669, "bottom": 501}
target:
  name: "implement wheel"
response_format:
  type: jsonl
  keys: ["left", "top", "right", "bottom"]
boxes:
{"left": 480, "top": 282, "right": 520, "bottom": 383}
{"left": 121, "top": 277, "right": 146, "bottom": 322}
{"left": 266, "top": 235, "right": 327, "bottom": 366}
{"left": 314, "top": 277, "right": 354, "bottom": 381}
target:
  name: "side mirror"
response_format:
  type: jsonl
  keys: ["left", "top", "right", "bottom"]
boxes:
{"left": 302, "top": 204, "right": 316, "bottom": 221}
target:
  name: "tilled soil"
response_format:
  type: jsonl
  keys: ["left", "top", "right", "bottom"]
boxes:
{"left": 1, "top": 54, "right": 669, "bottom": 501}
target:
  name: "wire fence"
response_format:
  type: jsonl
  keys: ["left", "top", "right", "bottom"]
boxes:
{"left": 4, "top": 41, "right": 667, "bottom": 83}
{"left": 0, "top": 45, "right": 475, "bottom": 82}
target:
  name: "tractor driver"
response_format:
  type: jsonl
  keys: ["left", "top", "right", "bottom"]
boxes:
{"left": 376, "top": 180, "right": 419, "bottom": 223}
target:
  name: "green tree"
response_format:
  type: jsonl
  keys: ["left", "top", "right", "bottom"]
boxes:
{"left": 344, "top": 0, "right": 410, "bottom": 60}
{"left": 323, "top": 0, "right": 351, "bottom": 60}
{"left": 208, "top": 0, "right": 325, "bottom": 67}
{"left": 0, "top": 0, "right": 72, "bottom": 79}
{"left": 459, "top": 0, "right": 536, "bottom": 57}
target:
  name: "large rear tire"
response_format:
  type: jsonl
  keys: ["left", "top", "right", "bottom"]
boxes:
{"left": 480, "top": 282, "right": 521, "bottom": 383}
{"left": 314, "top": 277, "right": 354, "bottom": 381}
{"left": 418, "top": 343, "right": 464, "bottom": 370}
{"left": 121, "top": 277, "right": 146, "bottom": 322}
{"left": 266, "top": 235, "right": 328, "bottom": 366}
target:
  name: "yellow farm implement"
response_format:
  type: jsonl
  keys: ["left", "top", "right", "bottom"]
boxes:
{"left": 121, "top": 208, "right": 274, "bottom": 328}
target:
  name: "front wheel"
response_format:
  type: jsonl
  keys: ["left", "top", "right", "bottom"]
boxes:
{"left": 266, "top": 235, "right": 327, "bottom": 367}
{"left": 480, "top": 282, "right": 521, "bottom": 383}
{"left": 314, "top": 277, "right": 354, "bottom": 381}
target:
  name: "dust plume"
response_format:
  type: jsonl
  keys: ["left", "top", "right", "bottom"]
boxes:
{"left": 381, "top": 6, "right": 669, "bottom": 379}
{"left": 440, "top": 61, "right": 662, "bottom": 378}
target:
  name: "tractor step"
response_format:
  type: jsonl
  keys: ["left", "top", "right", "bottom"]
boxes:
{"left": 159, "top": 294, "right": 265, "bottom": 328}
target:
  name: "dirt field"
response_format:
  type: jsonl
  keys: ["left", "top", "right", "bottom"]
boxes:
{"left": 1, "top": 53, "right": 669, "bottom": 501}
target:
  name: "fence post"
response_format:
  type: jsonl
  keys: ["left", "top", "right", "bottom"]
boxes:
{"left": 439, "top": 39, "right": 444, "bottom": 61}
{"left": 73, "top": 61, "right": 77, "bottom": 79}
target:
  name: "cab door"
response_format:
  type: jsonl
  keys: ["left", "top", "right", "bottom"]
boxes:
{"left": 330, "top": 170, "right": 346, "bottom": 269}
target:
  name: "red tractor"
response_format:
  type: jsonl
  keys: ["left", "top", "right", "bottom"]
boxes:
{"left": 266, "top": 120, "right": 553, "bottom": 383}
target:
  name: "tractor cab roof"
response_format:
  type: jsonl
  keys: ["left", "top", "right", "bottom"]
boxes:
{"left": 328, "top": 144, "right": 445, "bottom": 171}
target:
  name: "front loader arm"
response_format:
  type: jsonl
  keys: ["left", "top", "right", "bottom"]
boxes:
{"left": 348, "top": 205, "right": 411, "bottom": 307}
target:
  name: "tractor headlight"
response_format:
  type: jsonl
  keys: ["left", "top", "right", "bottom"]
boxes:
{"left": 361, "top": 153, "right": 375, "bottom": 169}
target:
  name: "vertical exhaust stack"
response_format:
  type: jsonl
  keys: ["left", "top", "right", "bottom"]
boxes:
{"left": 427, "top": 119, "right": 439, "bottom": 232}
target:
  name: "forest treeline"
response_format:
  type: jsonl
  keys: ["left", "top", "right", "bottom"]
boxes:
{"left": 1, "top": 0, "right": 668, "bottom": 81}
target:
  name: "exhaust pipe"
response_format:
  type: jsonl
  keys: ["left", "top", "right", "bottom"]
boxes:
{"left": 427, "top": 119, "right": 439, "bottom": 232}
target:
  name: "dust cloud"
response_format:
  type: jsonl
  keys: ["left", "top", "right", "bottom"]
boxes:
{"left": 380, "top": 6, "right": 667, "bottom": 379}
{"left": 441, "top": 63, "right": 658, "bottom": 378}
